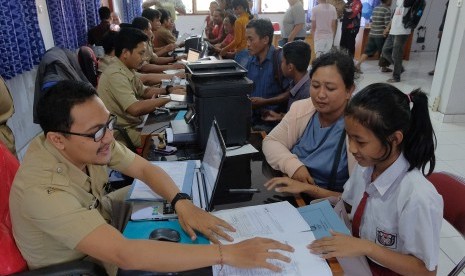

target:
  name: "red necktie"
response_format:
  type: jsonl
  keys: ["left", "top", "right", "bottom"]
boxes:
{"left": 351, "top": 191, "right": 369, "bottom": 238}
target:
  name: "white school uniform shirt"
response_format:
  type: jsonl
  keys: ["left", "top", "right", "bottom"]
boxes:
{"left": 342, "top": 154, "right": 443, "bottom": 271}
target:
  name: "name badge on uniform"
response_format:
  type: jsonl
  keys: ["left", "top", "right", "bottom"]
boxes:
{"left": 376, "top": 227, "right": 397, "bottom": 249}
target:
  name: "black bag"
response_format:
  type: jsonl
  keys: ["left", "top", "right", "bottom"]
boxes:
{"left": 403, "top": 0, "right": 426, "bottom": 30}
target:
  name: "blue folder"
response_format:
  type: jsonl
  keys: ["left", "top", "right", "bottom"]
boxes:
{"left": 298, "top": 200, "right": 350, "bottom": 239}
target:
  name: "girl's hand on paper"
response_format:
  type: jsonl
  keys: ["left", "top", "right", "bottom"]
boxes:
{"left": 308, "top": 230, "right": 370, "bottom": 258}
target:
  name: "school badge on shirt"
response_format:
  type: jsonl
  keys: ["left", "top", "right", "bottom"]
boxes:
{"left": 376, "top": 227, "right": 397, "bottom": 249}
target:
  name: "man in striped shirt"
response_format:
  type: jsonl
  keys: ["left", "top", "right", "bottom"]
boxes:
{"left": 355, "top": 0, "right": 392, "bottom": 73}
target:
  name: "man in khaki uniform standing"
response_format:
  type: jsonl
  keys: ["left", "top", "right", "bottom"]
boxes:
{"left": 0, "top": 76, "right": 16, "bottom": 157}
{"left": 9, "top": 80, "right": 293, "bottom": 274}
{"left": 97, "top": 28, "right": 172, "bottom": 148}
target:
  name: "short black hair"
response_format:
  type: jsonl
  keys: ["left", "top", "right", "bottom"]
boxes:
{"left": 246, "top": 18, "right": 274, "bottom": 46}
{"left": 37, "top": 80, "right": 97, "bottom": 135}
{"left": 214, "top": 8, "right": 225, "bottom": 18}
{"left": 283, "top": 41, "right": 311, "bottom": 72}
{"left": 224, "top": 12, "right": 236, "bottom": 25}
{"left": 114, "top": 27, "right": 148, "bottom": 57}
{"left": 158, "top": 8, "right": 171, "bottom": 24}
{"left": 142, "top": 8, "right": 161, "bottom": 21}
{"left": 98, "top": 7, "right": 111, "bottom": 21}
{"left": 310, "top": 49, "right": 355, "bottom": 89}
{"left": 101, "top": 31, "right": 118, "bottom": 55}
{"left": 132, "top": 16, "right": 150, "bottom": 31}
{"left": 232, "top": 0, "right": 253, "bottom": 19}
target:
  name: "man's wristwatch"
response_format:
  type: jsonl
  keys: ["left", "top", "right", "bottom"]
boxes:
{"left": 165, "top": 85, "right": 173, "bottom": 94}
{"left": 170, "top": 192, "right": 191, "bottom": 210}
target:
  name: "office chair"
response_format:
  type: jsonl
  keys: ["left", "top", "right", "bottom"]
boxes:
{"left": 0, "top": 142, "right": 107, "bottom": 276}
{"left": 113, "top": 125, "right": 138, "bottom": 153}
{"left": 448, "top": 255, "right": 465, "bottom": 276}
{"left": 427, "top": 172, "right": 465, "bottom": 235}
{"left": 427, "top": 172, "right": 465, "bottom": 276}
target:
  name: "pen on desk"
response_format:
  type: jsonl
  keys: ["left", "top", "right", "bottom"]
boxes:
{"left": 228, "top": 188, "right": 260, "bottom": 193}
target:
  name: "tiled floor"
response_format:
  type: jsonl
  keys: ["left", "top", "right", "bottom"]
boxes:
{"left": 356, "top": 51, "right": 465, "bottom": 275}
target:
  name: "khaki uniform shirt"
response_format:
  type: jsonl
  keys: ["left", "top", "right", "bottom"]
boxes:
{"left": 0, "top": 76, "right": 16, "bottom": 156}
{"left": 9, "top": 134, "right": 135, "bottom": 269}
{"left": 143, "top": 40, "right": 158, "bottom": 66}
{"left": 97, "top": 58, "right": 146, "bottom": 147}
{"left": 154, "top": 27, "right": 176, "bottom": 48}
{"left": 98, "top": 55, "right": 118, "bottom": 74}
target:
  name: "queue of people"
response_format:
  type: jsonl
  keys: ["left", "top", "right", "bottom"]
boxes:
{"left": 2, "top": 1, "right": 446, "bottom": 276}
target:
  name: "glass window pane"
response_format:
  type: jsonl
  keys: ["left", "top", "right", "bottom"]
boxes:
{"left": 261, "top": 0, "right": 287, "bottom": 13}
{"left": 184, "top": 0, "right": 193, "bottom": 14}
{"left": 196, "top": 0, "right": 211, "bottom": 12}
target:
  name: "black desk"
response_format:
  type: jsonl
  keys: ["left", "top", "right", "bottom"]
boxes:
{"left": 120, "top": 116, "right": 342, "bottom": 275}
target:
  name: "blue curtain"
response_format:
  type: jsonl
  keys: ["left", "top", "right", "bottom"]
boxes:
{"left": 306, "top": 0, "right": 318, "bottom": 23}
{"left": 120, "top": 0, "right": 142, "bottom": 23}
{"left": 46, "top": 0, "right": 100, "bottom": 50}
{"left": 0, "top": 0, "right": 46, "bottom": 80}
{"left": 361, "top": 0, "right": 381, "bottom": 26}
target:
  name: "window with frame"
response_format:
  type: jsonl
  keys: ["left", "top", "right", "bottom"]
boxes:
{"left": 142, "top": 0, "right": 310, "bottom": 14}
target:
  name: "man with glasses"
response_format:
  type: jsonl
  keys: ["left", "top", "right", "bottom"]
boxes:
{"left": 9, "top": 80, "right": 293, "bottom": 274}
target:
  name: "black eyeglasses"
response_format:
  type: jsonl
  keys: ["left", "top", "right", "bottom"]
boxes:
{"left": 56, "top": 115, "right": 117, "bottom": 142}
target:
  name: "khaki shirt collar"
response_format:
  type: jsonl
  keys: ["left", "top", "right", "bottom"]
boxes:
{"left": 114, "top": 58, "right": 137, "bottom": 82}
{"left": 42, "top": 135, "right": 90, "bottom": 189}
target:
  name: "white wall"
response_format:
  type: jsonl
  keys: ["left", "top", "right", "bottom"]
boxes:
{"left": 409, "top": 0, "right": 448, "bottom": 53}
{"left": 430, "top": 0, "right": 465, "bottom": 122}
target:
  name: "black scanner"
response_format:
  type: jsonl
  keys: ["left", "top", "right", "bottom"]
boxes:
{"left": 149, "top": 228, "right": 181, "bottom": 242}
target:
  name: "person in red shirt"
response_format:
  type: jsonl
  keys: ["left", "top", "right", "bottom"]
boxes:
{"left": 206, "top": 9, "right": 226, "bottom": 45}
{"left": 205, "top": 1, "right": 219, "bottom": 39}
{"left": 340, "top": 0, "right": 362, "bottom": 57}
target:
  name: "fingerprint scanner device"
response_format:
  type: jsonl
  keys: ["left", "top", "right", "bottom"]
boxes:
{"left": 165, "top": 106, "right": 197, "bottom": 144}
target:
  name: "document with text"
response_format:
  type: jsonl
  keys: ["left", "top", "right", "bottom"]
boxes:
{"left": 127, "top": 161, "right": 195, "bottom": 201}
{"left": 212, "top": 231, "right": 331, "bottom": 276}
{"left": 211, "top": 201, "right": 332, "bottom": 276}
{"left": 212, "top": 201, "right": 310, "bottom": 239}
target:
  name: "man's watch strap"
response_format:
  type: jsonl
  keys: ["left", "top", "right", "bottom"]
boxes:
{"left": 165, "top": 85, "right": 173, "bottom": 94}
{"left": 170, "top": 192, "right": 191, "bottom": 210}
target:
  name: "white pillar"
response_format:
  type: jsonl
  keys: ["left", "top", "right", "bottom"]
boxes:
{"left": 430, "top": 0, "right": 465, "bottom": 123}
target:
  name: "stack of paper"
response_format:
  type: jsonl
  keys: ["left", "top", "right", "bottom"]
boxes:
{"left": 211, "top": 201, "right": 333, "bottom": 276}
{"left": 126, "top": 161, "right": 195, "bottom": 201}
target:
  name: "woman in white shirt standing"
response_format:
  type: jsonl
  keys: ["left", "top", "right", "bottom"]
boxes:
{"left": 311, "top": 0, "right": 337, "bottom": 57}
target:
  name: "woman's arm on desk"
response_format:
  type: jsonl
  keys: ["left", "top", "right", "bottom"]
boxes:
{"left": 265, "top": 176, "right": 341, "bottom": 199}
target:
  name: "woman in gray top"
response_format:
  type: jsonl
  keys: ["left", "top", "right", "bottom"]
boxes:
{"left": 280, "top": 0, "right": 307, "bottom": 46}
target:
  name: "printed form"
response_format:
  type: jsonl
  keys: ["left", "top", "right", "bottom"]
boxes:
{"left": 211, "top": 201, "right": 332, "bottom": 276}
{"left": 128, "top": 161, "right": 190, "bottom": 201}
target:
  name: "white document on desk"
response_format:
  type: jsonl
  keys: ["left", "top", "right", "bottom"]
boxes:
{"left": 212, "top": 231, "right": 332, "bottom": 276}
{"left": 212, "top": 201, "right": 310, "bottom": 239}
{"left": 127, "top": 161, "right": 194, "bottom": 201}
{"left": 211, "top": 201, "right": 331, "bottom": 276}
